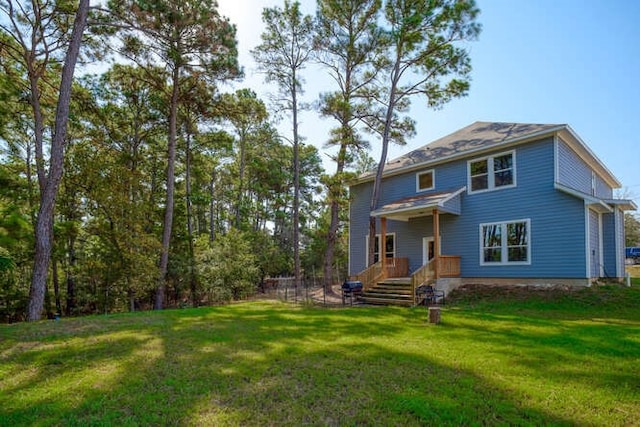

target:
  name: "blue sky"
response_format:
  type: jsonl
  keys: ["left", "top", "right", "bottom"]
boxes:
{"left": 218, "top": 0, "right": 640, "bottom": 209}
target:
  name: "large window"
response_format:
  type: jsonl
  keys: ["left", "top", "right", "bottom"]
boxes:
{"left": 366, "top": 233, "right": 396, "bottom": 264}
{"left": 468, "top": 151, "right": 515, "bottom": 193}
{"left": 480, "top": 219, "right": 530, "bottom": 265}
{"left": 416, "top": 169, "right": 435, "bottom": 192}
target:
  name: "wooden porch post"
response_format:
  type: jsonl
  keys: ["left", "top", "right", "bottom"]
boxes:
{"left": 433, "top": 209, "right": 440, "bottom": 280}
{"left": 380, "top": 216, "right": 387, "bottom": 273}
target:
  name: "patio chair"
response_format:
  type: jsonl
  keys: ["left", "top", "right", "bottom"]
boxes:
{"left": 415, "top": 284, "right": 445, "bottom": 306}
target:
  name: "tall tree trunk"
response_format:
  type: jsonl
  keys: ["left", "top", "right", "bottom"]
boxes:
{"left": 155, "top": 66, "right": 180, "bottom": 310}
{"left": 291, "top": 80, "right": 301, "bottom": 291}
{"left": 323, "top": 143, "right": 347, "bottom": 293}
{"left": 368, "top": 65, "right": 400, "bottom": 266}
{"left": 185, "top": 131, "right": 198, "bottom": 307}
{"left": 128, "top": 285, "right": 135, "bottom": 312}
{"left": 27, "top": 0, "right": 89, "bottom": 321}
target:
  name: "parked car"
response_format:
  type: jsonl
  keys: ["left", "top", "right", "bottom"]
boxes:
{"left": 626, "top": 247, "right": 640, "bottom": 264}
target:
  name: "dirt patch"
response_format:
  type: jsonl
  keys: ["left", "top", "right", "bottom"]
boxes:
{"left": 252, "top": 284, "right": 346, "bottom": 306}
{"left": 446, "top": 283, "right": 580, "bottom": 304}
{"left": 447, "top": 282, "right": 638, "bottom": 308}
{"left": 307, "top": 284, "right": 344, "bottom": 306}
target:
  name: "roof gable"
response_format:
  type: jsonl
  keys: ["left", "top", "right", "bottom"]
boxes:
{"left": 354, "top": 121, "right": 621, "bottom": 189}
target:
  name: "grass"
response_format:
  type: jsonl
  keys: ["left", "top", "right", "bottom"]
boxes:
{"left": 1, "top": 286, "right": 639, "bottom": 426}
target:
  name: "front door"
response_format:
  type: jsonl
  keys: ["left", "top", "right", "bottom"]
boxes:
{"left": 422, "top": 236, "right": 437, "bottom": 265}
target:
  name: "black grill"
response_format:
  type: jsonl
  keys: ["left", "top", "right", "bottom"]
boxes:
{"left": 341, "top": 280, "right": 363, "bottom": 305}
{"left": 341, "top": 281, "right": 363, "bottom": 292}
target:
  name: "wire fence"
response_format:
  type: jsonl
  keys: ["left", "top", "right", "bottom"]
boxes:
{"left": 260, "top": 276, "right": 343, "bottom": 306}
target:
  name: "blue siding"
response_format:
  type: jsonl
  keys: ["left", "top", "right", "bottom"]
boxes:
{"left": 617, "top": 209, "right": 625, "bottom": 277}
{"left": 602, "top": 208, "right": 625, "bottom": 279}
{"left": 557, "top": 138, "right": 614, "bottom": 199}
{"left": 402, "top": 217, "right": 433, "bottom": 272}
{"left": 589, "top": 209, "right": 601, "bottom": 277}
{"left": 595, "top": 175, "right": 613, "bottom": 199}
{"left": 378, "top": 161, "right": 466, "bottom": 207}
{"left": 602, "top": 211, "right": 617, "bottom": 278}
{"left": 349, "top": 182, "right": 372, "bottom": 275}
{"left": 442, "top": 191, "right": 462, "bottom": 214}
{"left": 456, "top": 139, "right": 587, "bottom": 278}
{"left": 558, "top": 138, "right": 592, "bottom": 194}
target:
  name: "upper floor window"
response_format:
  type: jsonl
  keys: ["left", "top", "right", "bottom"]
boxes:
{"left": 416, "top": 169, "right": 435, "bottom": 192}
{"left": 468, "top": 151, "right": 515, "bottom": 193}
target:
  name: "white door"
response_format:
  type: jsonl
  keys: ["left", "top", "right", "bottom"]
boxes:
{"left": 422, "top": 236, "right": 438, "bottom": 265}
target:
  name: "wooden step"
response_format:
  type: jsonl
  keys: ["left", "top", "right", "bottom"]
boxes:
{"left": 378, "top": 277, "right": 412, "bottom": 285}
{"left": 370, "top": 284, "right": 412, "bottom": 292}
{"left": 360, "top": 295, "right": 414, "bottom": 306}
{"left": 375, "top": 282, "right": 411, "bottom": 288}
{"left": 364, "top": 290, "right": 412, "bottom": 298}
{"left": 358, "top": 277, "right": 416, "bottom": 306}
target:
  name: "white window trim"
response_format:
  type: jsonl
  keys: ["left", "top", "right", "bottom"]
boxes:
{"left": 467, "top": 150, "right": 517, "bottom": 194}
{"left": 479, "top": 219, "right": 531, "bottom": 266}
{"left": 365, "top": 233, "right": 396, "bottom": 266}
{"left": 415, "top": 169, "right": 435, "bottom": 192}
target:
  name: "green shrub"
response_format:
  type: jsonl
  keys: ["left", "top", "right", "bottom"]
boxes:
{"left": 195, "top": 229, "right": 260, "bottom": 303}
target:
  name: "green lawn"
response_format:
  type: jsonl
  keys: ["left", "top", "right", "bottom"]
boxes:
{"left": 1, "top": 286, "right": 639, "bottom": 426}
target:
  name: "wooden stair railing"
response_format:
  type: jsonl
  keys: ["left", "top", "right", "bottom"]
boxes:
{"left": 353, "top": 257, "right": 409, "bottom": 291}
{"left": 353, "top": 261, "right": 384, "bottom": 291}
{"left": 438, "top": 255, "right": 461, "bottom": 277}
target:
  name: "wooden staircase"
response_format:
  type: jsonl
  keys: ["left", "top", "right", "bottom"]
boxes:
{"left": 360, "top": 277, "right": 414, "bottom": 306}
{"left": 353, "top": 256, "right": 461, "bottom": 307}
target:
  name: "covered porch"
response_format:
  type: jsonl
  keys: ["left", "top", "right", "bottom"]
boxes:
{"left": 353, "top": 188, "right": 465, "bottom": 305}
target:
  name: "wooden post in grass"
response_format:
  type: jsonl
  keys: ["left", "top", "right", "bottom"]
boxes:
{"left": 428, "top": 307, "right": 441, "bottom": 324}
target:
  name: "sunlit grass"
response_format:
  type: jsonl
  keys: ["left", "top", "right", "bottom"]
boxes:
{"left": 1, "top": 286, "right": 639, "bottom": 426}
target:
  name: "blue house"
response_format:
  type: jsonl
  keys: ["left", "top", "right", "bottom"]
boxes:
{"left": 349, "top": 122, "right": 636, "bottom": 303}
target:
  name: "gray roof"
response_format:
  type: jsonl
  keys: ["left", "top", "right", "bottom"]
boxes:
{"left": 359, "top": 121, "right": 566, "bottom": 181}
{"left": 381, "top": 121, "right": 565, "bottom": 175}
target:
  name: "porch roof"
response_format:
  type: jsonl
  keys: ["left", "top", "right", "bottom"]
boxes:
{"left": 371, "top": 187, "right": 465, "bottom": 222}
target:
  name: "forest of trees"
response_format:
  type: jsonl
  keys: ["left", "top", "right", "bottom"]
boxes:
{"left": 0, "top": 0, "right": 482, "bottom": 322}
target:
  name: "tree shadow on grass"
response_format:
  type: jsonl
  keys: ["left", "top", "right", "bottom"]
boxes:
{"left": 439, "top": 307, "right": 640, "bottom": 424}
{"left": 0, "top": 301, "right": 593, "bottom": 426}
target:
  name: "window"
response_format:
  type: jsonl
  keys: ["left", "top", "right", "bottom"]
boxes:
{"left": 480, "top": 219, "right": 530, "bottom": 265}
{"left": 416, "top": 169, "right": 435, "bottom": 192}
{"left": 468, "top": 151, "right": 515, "bottom": 193}
{"left": 366, "top": 233, "right": 396, "bottom": 265}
